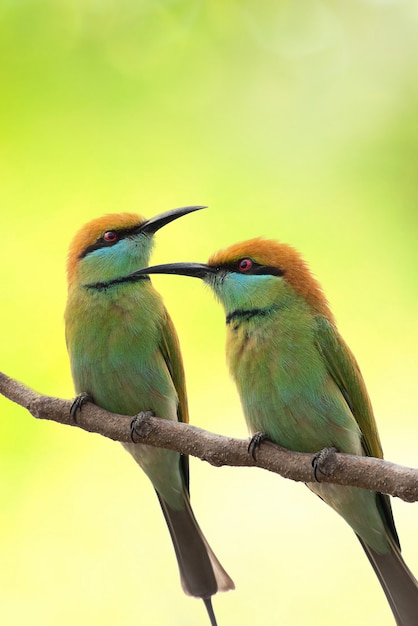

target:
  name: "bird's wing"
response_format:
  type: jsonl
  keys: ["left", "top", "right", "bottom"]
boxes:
{"left": 314, "top": 315, "right": 400, "bottom": 547}
{"left": 159, "top": 310, "right": 190, "bottom": 490}
{"left": 314, "top": 315, "right": 383, "bottom": 460}
{"left": 159, "top": 311, "right": 189, "bottom": 424}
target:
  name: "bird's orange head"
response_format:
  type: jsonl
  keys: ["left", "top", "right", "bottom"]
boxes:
{"left": 207, "top": 237, "right": 333, "bottom": 320}
{"left": 128, "top": 236, "right": 334, "bottom": 321}
{"left": 66, "top": 206, "right": 205, "bottom": 289}
{"left": 67, "top": 212, "right": 145, "bottom": 286}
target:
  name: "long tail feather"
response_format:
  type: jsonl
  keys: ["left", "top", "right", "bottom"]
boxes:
{"left": 156, "top": 489, "right": 234, "bottom": 600}
{"left": 204, "top": 598, "right": 218, "bottom": 626}
{"left": 358, "top": 536, "right": 418, "bottom": 626}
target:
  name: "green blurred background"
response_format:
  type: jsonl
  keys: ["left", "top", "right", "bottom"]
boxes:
{"left": 1, "top": 1, "right": 417, "bottom": 624}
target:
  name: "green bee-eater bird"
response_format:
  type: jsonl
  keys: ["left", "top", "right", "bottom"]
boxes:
{"left": 64, "top": 207, "right": 234, "bottom": 626}
{"left": 130, "top": 237, "right": 418, "bottom": 625}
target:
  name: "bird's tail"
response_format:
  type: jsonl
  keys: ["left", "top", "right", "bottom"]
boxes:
{"left": 358, "top": 535, "right": 418, "bottom": 626}
{"left": 156, "top": 489, "right": 234, "bottom": 624}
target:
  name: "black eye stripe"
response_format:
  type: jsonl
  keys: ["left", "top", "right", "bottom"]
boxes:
{"left": 79, "top": 224, "right": 143, "bottom": 259}
{"left": 251, "top": 265, "right": 284, "bottom": 277}
{"left": 219, "top": 260, "right": 284, "bottom": 277}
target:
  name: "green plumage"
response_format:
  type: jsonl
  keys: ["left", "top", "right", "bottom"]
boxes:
{"left": 132, "top": 237, "right": 418, "bottom": 625}
{"left": 64, "top": 209, "right": 233, "bottom": 625}
{"left": 66, "top": 279, "right": 185, "bottom": 507}
{"left": 226, "top": 284, "right": 392, "bottom": 553}
{"left": 219, "top": 256, "right": 418, "bottom": 625}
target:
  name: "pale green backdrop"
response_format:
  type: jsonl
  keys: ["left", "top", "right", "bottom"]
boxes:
{"left": 1, "top": 1, "right": 417, "bottom": 625}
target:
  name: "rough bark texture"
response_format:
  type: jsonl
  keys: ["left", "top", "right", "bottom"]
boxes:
{"left": 1, "top": 371, "right": 417, "bottom": 503}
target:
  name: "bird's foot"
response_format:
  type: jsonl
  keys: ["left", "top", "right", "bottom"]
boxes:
{"left": 248, "top": 431, "right": 269, "bottom": 461}
{"left": 312, "top": 447, "right": 338, "bottom": 481}
{"left": 130, "top": 411, "right": 155, "bottom": 443}
{"left": 70, "top": 392, "right": 93, "bottom": 421}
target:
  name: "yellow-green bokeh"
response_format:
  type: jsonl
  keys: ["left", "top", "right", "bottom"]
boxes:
{"left": 1, "top": 1, "right": 417, "bottom": 624}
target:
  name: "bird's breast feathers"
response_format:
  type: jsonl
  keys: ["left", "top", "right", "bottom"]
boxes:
{"left": 226, "top": 308, "right": 362, "bottom": 455}
{"left": 65, "top": 285, "right": 177, "bottom": 417}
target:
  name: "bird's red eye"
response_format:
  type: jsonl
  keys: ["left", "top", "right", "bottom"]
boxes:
{"left": 238, "top": 258, "right": 253, "bottom": 272}
{"left": 103, "top": 231, "right": 118, "bottom": 242}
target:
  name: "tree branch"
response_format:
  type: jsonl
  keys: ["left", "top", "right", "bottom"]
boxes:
{"left": 1, "top": 371, "right": 417, "bottom": 503}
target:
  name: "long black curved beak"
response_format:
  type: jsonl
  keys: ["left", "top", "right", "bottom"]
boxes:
{"left": 128, "top": 262, "right": 217, "bottom": 280}
{"left": 139, "top": 206, "right": 206, "bottom": 236}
